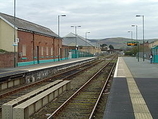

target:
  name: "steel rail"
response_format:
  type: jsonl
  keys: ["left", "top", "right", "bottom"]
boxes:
{"left": 62, "top": 61, "right": 102, "bottom": 80}
{"left": 0, "top": 60, "right": 100, "bottom": 99}
{"left": 88, "top": 62, "right": 116, "bottom": 119}
{"left": 47, "top": 61, "right": 112, "bottom": 119}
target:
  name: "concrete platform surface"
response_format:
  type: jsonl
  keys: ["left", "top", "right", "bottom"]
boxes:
{"left": 0, "top": 57, "right": 95, "bottom": 78}
{"left": 103, "top": 57, "right": 158, "bottom": 119}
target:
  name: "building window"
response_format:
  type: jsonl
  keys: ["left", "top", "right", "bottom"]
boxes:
{"left": 46, "top": 47, "right": 49, "bottom": 55}
{"left": 22, "top": 45, "right": 26, "bottom": 56}
{"left": 51, "top": 47, "right": 53, "bottom": 55}
{"left": 41, "top": 47, "right": 43, "bottom": 55}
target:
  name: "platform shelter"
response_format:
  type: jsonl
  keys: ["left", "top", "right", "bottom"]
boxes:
{"left": 151, "top": 45, "right": 158, "bottom": 63}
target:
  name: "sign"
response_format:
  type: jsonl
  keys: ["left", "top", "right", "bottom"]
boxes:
{"left": 13, "top": 42, "right": 18, "bottom": 46}
{"left": 127, "top": 41, "right": 138, "bottom": 46}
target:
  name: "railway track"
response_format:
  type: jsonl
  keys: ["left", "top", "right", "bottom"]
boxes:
{"left": 0, "top": 55, "right": 117, "bottom": 118}
{"left": 0, "top": 58, "right": 102, "bottom": 118}
{"left": 0, "top": 59, "right": 100, "bottom": 98}
{"left": 48, "top": 60, "right": 115, "bottom": 119}
{"left": 30, "top": 55, "right": 117, "bottom": 119}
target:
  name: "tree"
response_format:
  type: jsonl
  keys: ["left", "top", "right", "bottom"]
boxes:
{"left": 100, "top": 44, "right": 108, "bottom": 51}
{"left": 100, "top": 44, "right": 107, "bottom": 48}
{"left": 124, "top": 46, "right": 140, "bottom": 56}
{"left": 0, "top": 49, "right": 8, "bottom": 52}
{"left": 109, "top": 45, "right": 114, "bottom": 50}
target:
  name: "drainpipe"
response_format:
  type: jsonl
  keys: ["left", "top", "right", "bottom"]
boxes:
{"left": 33, "top": 31, "right": 35, "bottom": 64}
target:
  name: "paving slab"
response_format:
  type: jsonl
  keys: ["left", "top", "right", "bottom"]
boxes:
{"left": 103, "top": 57, "right": 158, "bottom": 119}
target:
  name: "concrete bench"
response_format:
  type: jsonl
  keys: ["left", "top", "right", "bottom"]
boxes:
{"left": 2, "top": 80, "right": 63, "bottom": 119}
{"left": 12, "top": 80, "right": 70, "bottom": 119}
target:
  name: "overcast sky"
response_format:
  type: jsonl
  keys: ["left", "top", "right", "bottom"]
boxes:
{"left": 1, "top": 0, "right": 158, "bottom": 40}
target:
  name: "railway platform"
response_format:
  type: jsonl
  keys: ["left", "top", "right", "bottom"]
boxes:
{"left": 103, "top": 57, "right": 158, "bottom": 119}
{"left": 0, "top": 57, "right": 95, "bottom": 79}
{"left": 0, "top": 57, "right": 95, "bottom": 91}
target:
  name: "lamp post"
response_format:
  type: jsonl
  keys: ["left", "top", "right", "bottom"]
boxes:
{"left": 131, "top": 25, "right": 138, "bottom": 40}
{"left": 85, "top": 32, "right": 90, "bottom": 53}
{"left": 57, "top": 15, "right": 66, "bottom": 61}
{"left": 85, "top": 32, "right": 90, "bottom": 39}
{"left": 128, "top": 31, "right": 133, "bottom": 40}
{"left": 71, "top": 26, "right": 81, "bottom": 50}
{"left": 136, "top": 14, "right": 144, "bottom": 61}
{"left": 57, "top": 15, "right": 66, "bottom": 37}
{"left": 132, "top": 24, "right": 139, "bottom": 62}
{"left": 71, "top": 26, "right": 81, "bottom": 58}
{"left": 13, "top": 0, "right": 16, "bottom": 67}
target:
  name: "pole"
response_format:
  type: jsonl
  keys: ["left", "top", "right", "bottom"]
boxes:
{"left": 33, "top": 31, "right": 35, "bottom": 64}
{"left": 131, "top": 31, "right": 133, "bottom": 40}
{"left": 57, "top": 15, "right": 66, "bottom": 60}
{"left": 57, "top": 15, "right": 66, "bottom": 37}
{"left": 142, "top": 15, "right": 145, "bottom": 61}
{"left": 14, "top": 0, "right": 16, "bottom": 67}
{"left": 85, "top": 32, "right": 88, "bottom": 52}
{"left": 136, "top": 25, "right": 139, "bottom": 62}
{"left": 132, "top": 25, "right": 139, "bottom": 62}
{"left": 71, "top": 26, "right": 81, "bottom": 58}
{"left": 136, "top": 15, "right": 145, "bottom": 61}
{"left": 85, "top": 32, "right": 90, "bottom": 54}
{"left": 57, "top": 15, "right": 60, "bottom": 37}
{"left": 128, "top": 31, "right": 133, "bottom": 40}
{"left": 75, "top": 26, "right": 77, "bottom": 49}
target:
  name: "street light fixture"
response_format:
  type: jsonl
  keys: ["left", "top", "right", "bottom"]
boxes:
{"left": 136, "top": 14, "right": 145, "bottom": 61}
{"left": 132, "top": 24, "right": 139, "bottom": 62}
{"left": 57, "top": 15, "right": 66, "bottom": 37}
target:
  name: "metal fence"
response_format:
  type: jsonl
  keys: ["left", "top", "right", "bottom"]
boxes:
{"left": 70, "top": 50, "right": 93, "bottom": 58}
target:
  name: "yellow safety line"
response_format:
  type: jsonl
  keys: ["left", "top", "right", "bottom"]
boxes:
{"left": 120, "top": 57, "right": 153, "bottom": 119}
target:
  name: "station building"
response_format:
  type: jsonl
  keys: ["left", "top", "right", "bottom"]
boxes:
{"left": 63, "top": 32, "right": 101, "bottom": 58}
{"left": 0, "top": 13, "right": 68, "bottom": 67}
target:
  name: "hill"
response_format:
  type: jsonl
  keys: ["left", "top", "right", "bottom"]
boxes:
{"left": 89, "top": 37, "right": 132, "bottom": 49}
{"left": 89, "top": 37, "right": 158, "bottom": 49}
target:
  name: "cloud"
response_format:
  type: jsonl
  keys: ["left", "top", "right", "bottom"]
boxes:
{"left": 1, "top": 0, "right": 158, "bottom": 39}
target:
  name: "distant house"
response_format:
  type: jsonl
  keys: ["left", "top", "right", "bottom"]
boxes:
{"left": 0, "top": 13, "right": 68, "bottom": 67}
{"left": 148, "top": 40, "right": 158, "bottom": 48}
{"left": 63, "top": 32, "right": 101, "bottom": 56}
